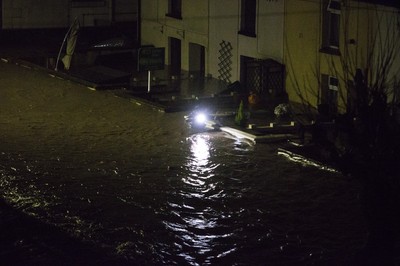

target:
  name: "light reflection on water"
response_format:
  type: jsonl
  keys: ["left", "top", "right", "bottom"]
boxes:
{"left": 164, "top": 133, "right": 237, "bottom": 265}
{"left": 190, "top": 134, "right": 210, "bottom": 167}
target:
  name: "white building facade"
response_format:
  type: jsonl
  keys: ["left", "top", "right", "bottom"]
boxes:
{"left": 141, "top": 0, "right": 285, "bottom": 93}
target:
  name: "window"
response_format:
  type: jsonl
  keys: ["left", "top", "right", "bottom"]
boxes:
{"left": 167, "top": 0, "right": 182, "bottom": 19}
{"left": 239, "top": 0, "right": 256, "bottom": 37}
{"left": 320, "top": 74, "right": 338, "bottom": 115}
{"left": 327, "top": 0, "right": 341, "bottom": 14}
{"left": 321, "top": 0, "right": 341, "bottom": 54}
{"left": 329, "top": 76, "right": 339, "bottom": 91}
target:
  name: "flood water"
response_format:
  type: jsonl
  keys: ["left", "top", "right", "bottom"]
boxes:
{"left": 0, "top": 62, "right": 366, "bottom": 265}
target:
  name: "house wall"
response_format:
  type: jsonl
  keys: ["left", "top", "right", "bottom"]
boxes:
{"left": 208, "top": 0, "right": 239, "bottom": 80}
{"left": 70, "top": 0, "right": 137, "bottom": 27}
{"left": 283, "top": 0, "right": 393, "bottom": 113}
{"left": 140, "top": 0, "right": 399, "bottom": 108}
{"left": 141, "top": 0, "right": 285, "bottom": 82}
{"left": 283, "top": 0, "right": 321, "bottom": 107}
{"left": 140, "top": 0, "right": 162, "bottom": 46}
{"left": 114, "top": 0, "right": 137, "bottom": 22}
{"left": 209, "top": 0, "right": 284, "bottom": 82}
{"left": 369, "top": 6, "right": 400, "bottom": 102}
{"left": 238, "top": 0, "right": 284, "bottom": 62}
{"left": 1, "top": 0, "right": 69, "bottom": 28}
{"left": 141, "top": 0, "right": 209, "bottom": 72}
{"left": 1, "top": 0, "right": 137, "bottom": 29}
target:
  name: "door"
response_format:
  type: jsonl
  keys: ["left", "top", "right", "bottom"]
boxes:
{"left": 240, "top": 56, "right": 253, "bottom": 92}
{"left": 189, "top": 43, "right": 205, "bottom": 78}
{"left": 169, "top": 37, "right": 181, "bottom": 76}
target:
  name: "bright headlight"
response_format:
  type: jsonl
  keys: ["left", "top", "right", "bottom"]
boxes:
{"left": 194, "top": 112, "right": 207, "bottom": 125}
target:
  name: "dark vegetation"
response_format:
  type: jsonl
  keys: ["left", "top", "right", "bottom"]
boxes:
{"left": 328, "top": 73, "right": 400, "bottom": 264}
{"left": 285, "top": 6, "right": 400, "bottom": 264}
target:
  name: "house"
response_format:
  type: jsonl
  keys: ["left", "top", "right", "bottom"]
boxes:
{"left": 1, "top": 0, "right": 138, "bottom": 28}
{"left": 141, "top": 0, "right": 286, "bottom": 103}
{"left": 141, "top": 0, "right": 209, "bottom": 78}
{"left": 140, "top": 0, "right": 399, "bottom": 113}
{"left": 284, "top": 0, "right": 400, "bottom": 115}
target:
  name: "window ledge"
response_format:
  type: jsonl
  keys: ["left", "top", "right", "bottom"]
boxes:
{"left": 166, "top": 13, "right": 182, "bottom": 20}
{"left": 238, "top": 31, "right": 256, "bottom": 38}
{"left": 319, "top": 47, "right": 341, "bottom": 56}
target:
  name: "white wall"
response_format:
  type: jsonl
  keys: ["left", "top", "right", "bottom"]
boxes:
{"left": 141, "top": 0, "right": 209, "bottom": 72}
{"left": 209, "top": 0, "right": 239, "bottom": 81}
{"left": 256, "top": 0, "right": 284, "bottom": 62}
{"left": 209, "top": 0, "right": 285, "bottom": 82}
{"left": 141, "top": 0, "right": 173, "bottom": 59}
{"left": 140, "top": 0, "right": 285, "bottom": 81}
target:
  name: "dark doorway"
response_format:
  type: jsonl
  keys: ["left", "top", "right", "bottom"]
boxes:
{"left": 189, "top": 42, "right": 205, "bottom": 79}
{"left": 240, "top": 56, "right": 255, "bottom": 91}
{"left": 169, "top": 37, "right": 181, "bottom": 76}
{"left": 240, "top": 56, "right": 286, "bottom": 105}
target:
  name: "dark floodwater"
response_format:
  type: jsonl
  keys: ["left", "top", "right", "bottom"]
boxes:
{"left": 0, "top": 109, "right": 366, "bottom": 265}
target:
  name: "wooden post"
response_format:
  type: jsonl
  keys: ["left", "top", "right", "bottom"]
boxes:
{"left": 148, "top": 70, "right": 151, "bottom": 93}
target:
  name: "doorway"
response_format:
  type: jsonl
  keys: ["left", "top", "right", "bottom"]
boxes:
{"left": 189, "top": 42, "right": 205, "bottom": 78}
{"left": 240, "top": 56, "right": 286, "bottom": 104}
{"left": 169, "top": 37, "right": 181, "bottom": 76}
